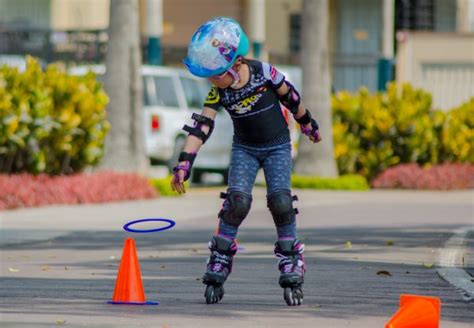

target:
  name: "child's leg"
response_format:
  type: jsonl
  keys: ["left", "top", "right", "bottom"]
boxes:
{"left": 262, "top": 143, "right": 305, "bottom": 305}
{"left": 261, "top": 143, "right": 297, "bottom": 239}
{"left": 203, "top": 145, "right": 260, "bottom": 304}
{"left": 216, "top": 145, "right": 260, "bottom": 240}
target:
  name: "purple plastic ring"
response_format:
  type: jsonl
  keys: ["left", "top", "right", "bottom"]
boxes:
{"left": 123, "top": 218, "right": 176, "bottom": 233}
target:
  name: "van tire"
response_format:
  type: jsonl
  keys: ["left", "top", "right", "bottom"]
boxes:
{"left": 191, "top": 169, "right": 203, "bottom": 184}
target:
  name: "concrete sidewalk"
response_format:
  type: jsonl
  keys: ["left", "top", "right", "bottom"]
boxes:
{"left": 0, "top": 188, "right": 473, "bottom": 327}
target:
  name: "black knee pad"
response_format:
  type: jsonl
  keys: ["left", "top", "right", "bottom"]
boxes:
{"left": 267, "top": 190, "right": 298, "bottom": 227}
{"left": 218, "top": 191, "right": 252, "bottom": 227}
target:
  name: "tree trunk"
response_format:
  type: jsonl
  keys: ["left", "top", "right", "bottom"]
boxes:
{"left": 101, "top": 0, "right": 147, "bottom": 173}
{"left": 294, "top": 0, "right": 338, "bottom": 177}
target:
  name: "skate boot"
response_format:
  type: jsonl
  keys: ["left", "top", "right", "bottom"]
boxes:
{"left": 274, "top": 239, "right": 306, "bottom": 306}
{"left": 202, "top": 235, "right": 237, "bottom": 304}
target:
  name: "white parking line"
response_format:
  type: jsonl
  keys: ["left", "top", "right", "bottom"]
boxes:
{"left": 437, "top": 227, "right": 474, "bottom": 301}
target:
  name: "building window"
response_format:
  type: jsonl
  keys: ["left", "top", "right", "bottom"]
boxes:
{"left": 396, "top": 0, "right": 435, "bottom": 31}
{"left": 289, "top": 13, "right": 301, "bottom": 54}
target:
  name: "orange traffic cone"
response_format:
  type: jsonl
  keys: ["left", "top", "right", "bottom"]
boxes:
{"left": 108, "top": 238, "right": 158, "bottom": 305}
{"left": 385, "top": 294, "right": 440, "bottom": 328}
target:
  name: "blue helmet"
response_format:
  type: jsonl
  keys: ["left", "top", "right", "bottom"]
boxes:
{"left": 183, "top": 17, "right": 249, "bottom": 78}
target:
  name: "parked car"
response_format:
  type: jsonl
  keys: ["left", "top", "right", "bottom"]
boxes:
{"left": 0, "top": 54, "right": 46, "bottom": 71}
{"left": 68, "top": 64, "right": 233, "bottom": 181}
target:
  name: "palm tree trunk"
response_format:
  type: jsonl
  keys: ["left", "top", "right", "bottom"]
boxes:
{"left": 101, "top": 0, "right": 147, "bottom": 173}
{"left": 294, "top": 0, "right": 338, "bottom": 177}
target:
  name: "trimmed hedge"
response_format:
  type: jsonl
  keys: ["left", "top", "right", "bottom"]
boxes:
{"left": 332, "top": 83, "right": 473, "bottom": 181}
{"left": 0, "top": 172, "right": 157, "bottom": 210}
{"left": 291, "top": 174, "right": 369, "bottom": 190}
{"left": 0, "top": 57, "right": 110, "bottom": 175}
{"left": 372, "top": 163, "right": 474, "bottom": 190}
{"left": 442, "top": 98, "right": 474, "bottom": 163}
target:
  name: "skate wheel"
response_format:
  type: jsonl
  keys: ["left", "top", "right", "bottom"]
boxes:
{"left": 284, "top": 287, "right": 303, "bottom": 306}
{"left": 205, "top": 285, "right": 224, "bottom": 304}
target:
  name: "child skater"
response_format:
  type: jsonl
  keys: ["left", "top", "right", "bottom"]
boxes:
{"left": 171, "top": 17, "right": 321, "bottom": 306}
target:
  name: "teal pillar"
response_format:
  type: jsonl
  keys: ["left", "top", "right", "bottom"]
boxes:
{"left": 253, "top": 41, "right": 262, "bottom": 59}
{"left": 377, "top": 58, "right": 394, "bottom": 91}
{"left": 148, "top": 36, "right": 162, "bottom": 65}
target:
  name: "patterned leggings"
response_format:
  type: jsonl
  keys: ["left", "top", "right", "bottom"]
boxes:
{"left": 217, "top": 142, "right": 297, "bottom": 239}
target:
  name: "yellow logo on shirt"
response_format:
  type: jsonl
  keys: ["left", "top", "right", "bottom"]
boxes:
{"left": 204, "top": 86, "right": 220, "bottom": 105}
{"left": 229, "top": 93, "right": 263, "bottom": 114}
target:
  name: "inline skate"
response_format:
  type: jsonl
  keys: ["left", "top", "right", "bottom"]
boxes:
{"left": 203, "top": 235, "right": 237, "bottom": 304}
{"left": 274, "top": 239, "right": 306, "bottom": 306}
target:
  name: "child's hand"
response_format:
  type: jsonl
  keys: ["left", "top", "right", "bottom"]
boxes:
{"left": 300, "top": 120, "right": 321, "bottom": 143}
{"left": 170, "top": 161, "right": 190, "bottom": 194}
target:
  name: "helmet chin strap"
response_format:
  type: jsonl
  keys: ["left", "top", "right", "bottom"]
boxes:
{"left": 227, "top": 67, "right": 240, "bottom": 89}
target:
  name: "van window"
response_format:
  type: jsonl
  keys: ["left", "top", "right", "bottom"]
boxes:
{"left": 154, "top": 76, "right": 179, "bottom": 107}
{"left": 180, "top": 77, "right": 209, "bottom": 109}
{"left": 143, "top": 75, "right": 179, "bottom": 107}
{"left": 143, "top": 75, "right": 154, "bottom": 106}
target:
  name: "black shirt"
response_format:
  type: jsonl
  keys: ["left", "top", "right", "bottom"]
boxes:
{"left": 203, "top": 59, "right": 290, "bottom": 147}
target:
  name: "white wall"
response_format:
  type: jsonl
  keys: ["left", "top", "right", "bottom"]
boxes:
{"left": 396, "top": 32, "right": 474, "bottom": 110}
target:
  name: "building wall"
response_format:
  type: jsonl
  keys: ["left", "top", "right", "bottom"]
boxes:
{"left": 396, "top": 32, "right": 474, "bottom": 110}
{"left": 50, "top": 0, "right": 109, "bottom": 30}
{"left": 161, "top": 0, "right": 244, "bottom": 47}
{"left": 264, "top": 0, "right": 301, "bottom": 56}
{"left": 0, "top": 0, "right": 51, "bottom": 29}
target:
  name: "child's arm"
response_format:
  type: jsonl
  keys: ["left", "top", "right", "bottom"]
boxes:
{"left": 276, "top": 82, "right": 321, "bottom": 143}
{"left": 170, "top": 107, "right": 217, "bottom": 194}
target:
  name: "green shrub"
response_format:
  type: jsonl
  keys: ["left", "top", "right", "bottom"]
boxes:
{"left": 150, "top": 176, "right": 187, "bottom": 196}
{"left": 0, "top": 57, "right": 109, "bottom": 174}
{"left": 332, "top": 83, "right": 455, "bottom": 180}
{"left": 442, "top": 98, "right": 474, "bottom": 162}
{"left": 291, "top": 174, "right": 369, "bottom": 190}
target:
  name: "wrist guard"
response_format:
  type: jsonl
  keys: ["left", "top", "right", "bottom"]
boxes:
{"left": 173, "top": 152, "right": 196, "bottom": 181}
{"left": 295, "top": 109, "right": 312, "bottom": 125}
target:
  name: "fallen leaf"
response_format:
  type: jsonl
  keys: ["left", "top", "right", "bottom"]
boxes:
{"left": 385, "top": 240, "right": 394, "bottom": 246}
{"left": 56, "top": 319, "right": 67, "bottom": 325}
{"left": 161, "top": 265, "right": 167, "bottom": 269}
{"left": 42, "top": 265, "right": 50, "bottom": 271}
{"left": 344, "top": 241, "right": 352, "bottom": 249}
{"left": 191, "top": 248, "right": 198, "bottom": 253}
{"left": 64, "top": 266, "right": 69, "bottom": 270}
{"left": 377, "top": 270, "right": 392, "bottom": 277}
{"left": 8, "top": 267, "right": 20, "bottom": 273}
{"left": 423, "top": 262, "right": 434, "bottom": 269}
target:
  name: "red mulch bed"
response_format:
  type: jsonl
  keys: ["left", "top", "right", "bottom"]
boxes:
{"left": 0, "top": 171, "right": 157, "bottom": 210}
{"left": 372, "top": 163, "right": 474, "bottom": 190}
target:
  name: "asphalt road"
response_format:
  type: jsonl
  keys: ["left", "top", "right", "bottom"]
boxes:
{"left": 1, "top": 188, "right": 473, "bottom": 327}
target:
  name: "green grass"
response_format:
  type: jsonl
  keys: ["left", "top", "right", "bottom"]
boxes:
{"left": 291, "top": 174, "right": 369, "bottom": 190}
{"left": 149, "top": 176, "right": 187, "bottom": 196}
